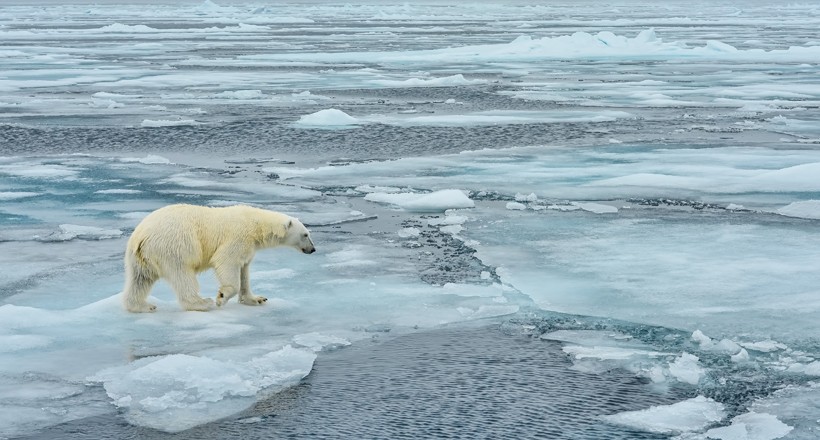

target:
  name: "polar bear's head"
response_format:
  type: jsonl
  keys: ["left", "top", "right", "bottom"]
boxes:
{"left": 283, "top": 217, "right": 316, "bottom": 254}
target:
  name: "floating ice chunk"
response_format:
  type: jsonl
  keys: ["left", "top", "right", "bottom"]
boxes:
{"left": 705, "top": 412, "right": 793, "bottom": 440}
{"left": 741, "top": 340, "right": 787, "bottom": 352}
{"left": 292, "top": 333, "right": 351, "bottom": 352}
{"left": 562, "top": 344, "right": 668, "bottom": 361}
{"left": 371, "top": 74, "right": 484, "bottom": 87}
{"left": 0, "top": 191, "right": 41, "bottom": 201}
{"left": 213, "top": 90, "right": 266, "bottom": 99}
{"left": 398, "top": 227, "right": 421, "bottom": 238}
{"left": 515, "top": 192, "right": 538, "bottom": 202}
{"left": 94, "top": 189, "right": 143, "bottom": 195}
{"left": 506, "top": 201, "right": 527, "bottom": 210}
{"left": 140, "top": 119, "right": 199, "bottom": 128}
{"left": 88, "top": 346, "right": 315, "bottom": 433}
{"left": 37, "top": 224, "right": 122, "bottom": 242}
{"left": 692, "top": 330, "right": 742, "bottom": 354}
{"left": 119, "top": 155, "right": 172, "bottom": 165}
{"left": 295, "top": 109, "right": 360, "bottom": 128}
{"left": 364, "top": 189, "right": 474, "bottom": 212}
{"left": 601, "top": 396, "right": 725, "bottom": 435}
{"left": 731, "top": 348, "right": 750, "bottom": 363}
{"left": 439, "top": 224, "right": 463, "bottom": 235}
{"left": 427, "top": 215, "right": 468, "bottom": 226}
{"left": 786, "top": 361, "right": 820, "bottom": 376}
{"left": 572, "top": 202, "right": 618, "bottom": 214}
{"left": 668, "top": 353, "right": 706, "bottom": 385}
{"left": 727, "top": 203, "right": 746, "bottom": 210}
{"left": 777, "top": 200, "right": 820, "bottom": 220}
{"left": 97, "top": 23, "right": 158, "bottom": 33}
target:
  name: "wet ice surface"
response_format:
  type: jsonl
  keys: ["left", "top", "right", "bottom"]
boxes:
{"left": 2, "top": 0, "right": 820, "bottom": 439}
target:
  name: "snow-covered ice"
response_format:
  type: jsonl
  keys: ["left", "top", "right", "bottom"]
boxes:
{"left": 2, "top": 0, "right": 820, "bottom": 437}
{"left": 601, "top": 396, "right": 726, "bottom": 435}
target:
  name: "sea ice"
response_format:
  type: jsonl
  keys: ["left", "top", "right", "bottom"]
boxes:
{"left": 705, "top": 412, "right": 793, "bottom": 440}
{"left": 295, "top": 109, "right": 360, "bottom": 127}
{"left": 36, "top": 224, "right": 123, "bottom": 242}
{"left": 364, "top": 189, "right": 474, "bottom": 212}
{"left": 777, "top": 200, "right": 820, "bottom": 220}
{"left": 668, "top": 353, "right": 706, "bottom": 385}
{"left": 370, "top": 74, "right": 484, "bottom": 87}
{"left": 88, "top": 346, "right": 316, "bottom": 433}
{"left": 505, "top": 201, "right": 527, "bottom": 210}
{"left": 0, "top": 191, "right": 40, "bottom": 201}
{"left": 140, "top": 119, "right": 199, "bottom": 128}
{"left": 601, "top": 396, "right": 726, "bottom": 435}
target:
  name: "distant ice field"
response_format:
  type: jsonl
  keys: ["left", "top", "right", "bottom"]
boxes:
{"left": 2, "top": 0, "right": 820, "bottom": 439}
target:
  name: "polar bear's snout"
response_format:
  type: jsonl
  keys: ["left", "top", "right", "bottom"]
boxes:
{"left": 302, "top": 237, "right": 316, "bottom": 254}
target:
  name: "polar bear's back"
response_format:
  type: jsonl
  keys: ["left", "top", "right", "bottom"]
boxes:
{"left": 128, "top": 204, "right": 288, "bottom": 274}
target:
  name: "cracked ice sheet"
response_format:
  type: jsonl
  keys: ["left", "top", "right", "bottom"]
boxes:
{"left": 0, "top": 154, "right": 523, "bottom": 436}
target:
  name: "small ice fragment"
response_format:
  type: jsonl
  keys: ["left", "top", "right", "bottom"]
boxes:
{"left": 398, "top": 227, "right": 421, "bottom": 238}
{"left": 506, "top": 201, "right": 527, "bottom": 210}
{"left": 731, "top": 349, "right": 750, "bottom": 363}
{"left": 572, "top": 202, "right": 618, "bottom": 214}
{"left": 514, "top": 192, "right": 538, "bottom": 202}
{"left": 140, "top": 119, "right": 198, "bottom": 128}
{"left": 741, "top": 340, "right": 787, "bottom": 353}
{"left": 668, "top": 353, "right": 706, "bottom": 385}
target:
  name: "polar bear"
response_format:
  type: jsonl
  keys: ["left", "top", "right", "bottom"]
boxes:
{"left": 122, "top": 204, "right": 315, "bottom": 313}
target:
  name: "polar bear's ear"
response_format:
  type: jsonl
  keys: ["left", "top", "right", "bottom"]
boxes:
{"left": 287, "top": 219, "right": 293, "bottom": 229}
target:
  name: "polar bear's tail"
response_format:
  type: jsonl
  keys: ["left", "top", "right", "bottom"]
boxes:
{"left": 123, "top": 238, "right": 159, "bottom": 312}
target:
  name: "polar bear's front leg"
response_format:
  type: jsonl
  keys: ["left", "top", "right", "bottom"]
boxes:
{"left": 238, "top": 263, "right": 267, "bottom": 306}
{"left": 214, "top": 263, "right": 241, "bottom": 307}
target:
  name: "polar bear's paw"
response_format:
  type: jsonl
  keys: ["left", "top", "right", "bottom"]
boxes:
{"left": 183, "top": 297, "right": 215, "bottom": 312}
{"left": 240, "top": 294, "right": 268, "bottom": 306}
{"left": 128, "top": 302, "right": 157, "bottom": 313}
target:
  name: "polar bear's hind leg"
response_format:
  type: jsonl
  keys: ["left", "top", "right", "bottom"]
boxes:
{"left": 123, "top": 252, "right": 159, "bottom": 313}
{"left": 166, "top": 267, "right": 214, "bottom": 311}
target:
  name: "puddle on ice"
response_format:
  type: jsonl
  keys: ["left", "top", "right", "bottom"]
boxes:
{"left": 3, "top": 0, "right": 820, "bottom": 438}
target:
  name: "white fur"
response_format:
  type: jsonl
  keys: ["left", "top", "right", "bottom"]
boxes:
{"left": 122, "top": 204, "right": 315, "bottom": 313}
